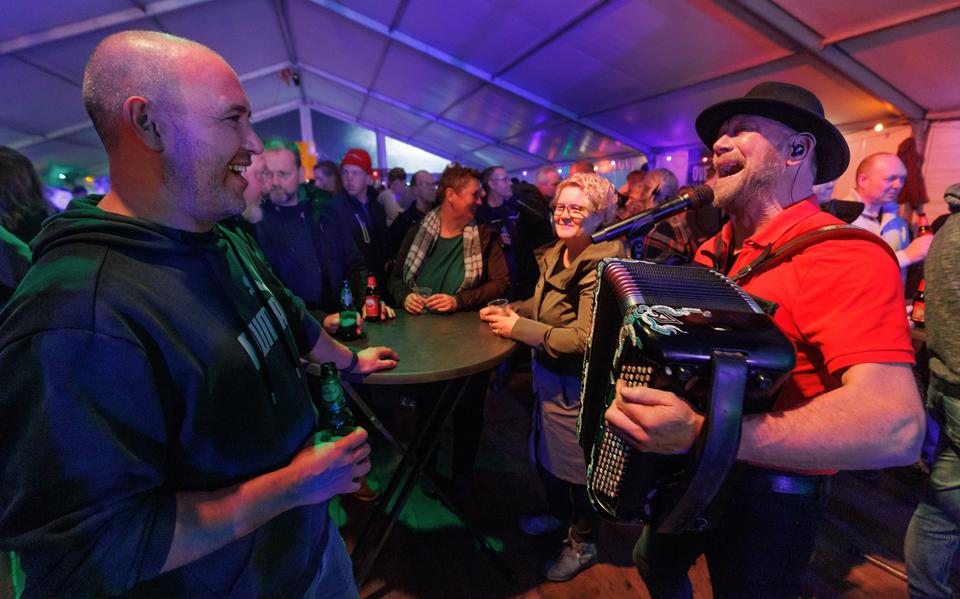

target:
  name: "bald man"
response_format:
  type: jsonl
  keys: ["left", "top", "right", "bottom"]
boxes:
{"left": 0, "top": 31, "right": 398, "bottom": 596}
{"left": 847, "top": 152, "right": 933, "bottom": 279}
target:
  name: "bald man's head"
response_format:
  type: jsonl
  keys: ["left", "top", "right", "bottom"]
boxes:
{"left": 82, "top": 30, "right": 263, "bottom": 231}
{"left": 82, "top": 31, "right": 228, "bottom": 150}
{"left": 855, "top": 152, "right": 906, "bottom": 206}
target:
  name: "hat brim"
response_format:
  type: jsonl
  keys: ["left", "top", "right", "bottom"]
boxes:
{"left": 695, "top": 98, "right": 850, "bottom": 185}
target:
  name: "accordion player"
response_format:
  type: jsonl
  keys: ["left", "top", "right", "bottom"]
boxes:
{"left": 578, "top": 258, "right": 795, "bottom": 534}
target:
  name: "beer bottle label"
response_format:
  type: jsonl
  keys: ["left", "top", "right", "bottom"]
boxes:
{"left": 364, "top": 296, "right": 379, "bottom": 318}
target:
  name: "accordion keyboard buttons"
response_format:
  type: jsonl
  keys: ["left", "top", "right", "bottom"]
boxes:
{"left": 595, "top": 362, "right": 655, "bottom": 498}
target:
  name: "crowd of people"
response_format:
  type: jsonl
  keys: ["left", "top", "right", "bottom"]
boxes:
{"left": 0, "top": 29, "right": 956, "bottom": 598}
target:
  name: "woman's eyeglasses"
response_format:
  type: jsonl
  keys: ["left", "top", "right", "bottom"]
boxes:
{"left": 553, "top": 203, "right": 588, "bottom": 218}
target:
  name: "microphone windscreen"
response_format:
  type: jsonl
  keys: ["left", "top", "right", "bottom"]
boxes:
{"left": 679, "top": 185, "right": 714, "bottom": 210}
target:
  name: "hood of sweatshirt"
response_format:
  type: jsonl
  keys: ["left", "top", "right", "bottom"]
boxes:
{"left": 31, "top": 195, "right": 223, "bottom": 261}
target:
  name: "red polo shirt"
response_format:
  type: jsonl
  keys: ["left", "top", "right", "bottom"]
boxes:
{"left": 694, "top": 197, "right": 914, "bottom": 412}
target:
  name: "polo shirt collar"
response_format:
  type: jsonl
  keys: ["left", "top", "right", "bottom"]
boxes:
{"left": 741, "top": 196, "right": 820, "bottom": 251}
{"left": 712, "top": 196, "right": 819, "bottom": 274}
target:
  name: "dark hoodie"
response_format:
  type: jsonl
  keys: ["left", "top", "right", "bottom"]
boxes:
{"left": 0, "top": 197, "right": 340, "bottom": 597}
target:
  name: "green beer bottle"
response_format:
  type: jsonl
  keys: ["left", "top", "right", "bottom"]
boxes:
{"left": 316, "top": 362, "right": 356, "bottom": 441}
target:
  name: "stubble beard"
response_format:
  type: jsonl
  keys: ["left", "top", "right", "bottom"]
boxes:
{"left": 712, "top": 147, "right": 785, "bottom": 216}
{"left": 165, "top": 132, "right": 244, "bottom": 224}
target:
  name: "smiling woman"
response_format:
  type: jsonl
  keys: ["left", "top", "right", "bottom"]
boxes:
{"left": 479, "top": 172, "right": 626, "bottom": 582}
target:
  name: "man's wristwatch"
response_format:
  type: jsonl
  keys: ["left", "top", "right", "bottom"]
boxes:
{"left": 341, "top": 348, "right": 359, "bottom": 373}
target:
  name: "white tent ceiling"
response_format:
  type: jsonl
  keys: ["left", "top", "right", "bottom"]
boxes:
{"left": 1, "top": 0, "right": 959, "bottom": 177}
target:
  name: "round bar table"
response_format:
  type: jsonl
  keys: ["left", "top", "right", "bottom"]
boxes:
{"left": 315, "top": 309, "right": 516, "bottom": 383}
{"left": 306, "top": 310, "right": 515, "bottom": 587}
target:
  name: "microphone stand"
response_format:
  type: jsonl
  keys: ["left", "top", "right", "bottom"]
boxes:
{"left": 624, "top": 221, "right": 656, "bottom": 260}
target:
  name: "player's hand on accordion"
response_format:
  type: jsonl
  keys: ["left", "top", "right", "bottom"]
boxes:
{"left": 605, "top": 378, "right": 705, "bottom": 454}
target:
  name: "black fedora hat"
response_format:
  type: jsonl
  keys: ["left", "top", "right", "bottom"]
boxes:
{"left": 695, "top": 81, "right": 849, "bottom": 184}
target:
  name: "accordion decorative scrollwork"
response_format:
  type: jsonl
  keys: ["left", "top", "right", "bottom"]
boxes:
{"left": 577, "top": 259, "right": 795, "bottom": 534}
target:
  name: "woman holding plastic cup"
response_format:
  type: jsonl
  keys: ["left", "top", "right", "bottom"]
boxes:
{"left": 479, "top": 172, "right": 627, "bottom": 582}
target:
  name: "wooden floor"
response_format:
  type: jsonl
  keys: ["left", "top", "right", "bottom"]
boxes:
{"left": 336, "top": 370, "right": 960, "bottom": 599}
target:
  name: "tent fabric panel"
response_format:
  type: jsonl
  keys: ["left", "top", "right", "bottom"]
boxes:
{"left": 20, "top": 139, "right": 108, "bottom": 172}
{"left": 773, "top": 0, "right": 958, "bottom": 40}
{"left": 839, "top": 11, "right": 960, "bottom": 113}
{"left": 298, "top": 71, "right": 368, "bottom": 117}
{"left": 384, "top": 136, "right": 452, "bottom": 173}
{"left": 392, "top": 0, "right": 591, "bottom": 74}
{"left": 0, "top": 126, "right": 32, "bottom": 146}
{"left": 415, "top": 122, "right": 487, "bottom": 157}
{"left": 922, "top": 121, "right": 960, "bottom": 220}
{"left": 58, "top": 128, "right": 108, "bottom": 149}
{"left": 370, "top": 42, "right": 482, "bottom": 115}
{"left": 588, "top": 59, "right": 900, "bottom": 150}
{"left": 0, "top": 55, "right": 88, "bottom": 133}
{"left": 358, "top": 95, "right": 432, "bottom": 138}
{"left": 154, "top": 0, "right": 290, "bottom": 75}
{"left": 306, "top": 109, "right": 378, "bottom": 164}
{"left": 12, "top": 20, "right": 155, "bottom": 88}
{"left": 253, "top": 109, "right": 303, "bottom": 148}
{"left": 241, "top": 72, "right": 303, "bottom": 115}
{"left": 288, "top": 0, "right": 390, "bottom": 88}
{"left": 0, "top": 0, "right": 132, "bottom": 42}
{"left": 457, "top": 145, "right": 534, "bottom": 172}
{"left": 501, "top": 0, "right": 790, "bottom": 116}
{"left": 500, "top": 121, "right": 630, "bottom": 163}
{"left": 442, "top": 84, "right": 563, "bottom": 141}
{"left": 335, "top": 0, "right": 405, "bottom": 26}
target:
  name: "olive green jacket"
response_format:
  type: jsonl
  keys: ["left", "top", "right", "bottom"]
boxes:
{"left": 511, "top": 238, "right": 627, "bottom": 370}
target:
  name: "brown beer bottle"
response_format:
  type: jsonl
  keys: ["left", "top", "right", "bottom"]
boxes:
{"left": 917, "top": 213, "right": 931, "bottom": 237}
{"left": 363, "top": 274, "right": 380, "bottom": 320}
{"left": 911, "top": 279, "right": 925, "bottom": 327}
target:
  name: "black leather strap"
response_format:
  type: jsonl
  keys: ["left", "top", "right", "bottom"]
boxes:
{"left": 656, "top": 350, "right": 749, "bottom": 534}
{"left": 728, "top": 225, "right": 899, "bottom": 285}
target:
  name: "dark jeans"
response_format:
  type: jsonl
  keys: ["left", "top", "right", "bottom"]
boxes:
{"left": 538, "top": 464, "right": 598, "bottom": 543}
{"left": 634, "top": 468, "right": 829, "bottom": 599}
{"left": 905, "top": 384, "right": 960, "bottom": 598}
{"left": 415, "top": 371, "right": 490, "bottom": 478}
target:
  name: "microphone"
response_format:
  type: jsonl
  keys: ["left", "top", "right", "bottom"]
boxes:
{"left": 591, "top": 184, "right": 714, "bottom": 244}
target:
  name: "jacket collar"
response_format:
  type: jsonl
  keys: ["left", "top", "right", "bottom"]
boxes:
{"left": 537, "top": 238, "right": 622, "bottom": 288}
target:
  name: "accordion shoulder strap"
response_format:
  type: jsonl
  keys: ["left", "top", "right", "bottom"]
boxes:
{"left": 728, "top": 225, "right": 899, "bottom": 284}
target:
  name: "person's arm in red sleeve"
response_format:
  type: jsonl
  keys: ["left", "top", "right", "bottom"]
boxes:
{"left": 604, "top": 240, "right": 924, "bottom": 470}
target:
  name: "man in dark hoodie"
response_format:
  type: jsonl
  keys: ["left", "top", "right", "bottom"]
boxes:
{"left": 252, "top": 136, "right": 375, "bottom": 322}
{"left": 0, "top": 30, "right": 398, "bottom": 597}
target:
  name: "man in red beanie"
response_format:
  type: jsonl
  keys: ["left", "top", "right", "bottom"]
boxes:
{"left": 332, "top": 148, "right": 391, "bottom": 283}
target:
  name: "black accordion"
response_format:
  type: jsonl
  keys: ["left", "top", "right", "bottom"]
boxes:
{"left": 578, "top": 259, "right": 795, "bottom": 533}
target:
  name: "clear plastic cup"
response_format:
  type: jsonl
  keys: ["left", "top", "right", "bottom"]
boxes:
{"left": 487, "top": 298, "right": 509, "bottom": 315}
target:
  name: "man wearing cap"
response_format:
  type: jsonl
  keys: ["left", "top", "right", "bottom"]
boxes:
{"left": 332, "top": 148, "right": 391, "bottom": 283}
{"left": 931, "top": 182, "right": 960, "bottom": 232}
{"left": 904, "top": 192, "right": 960, "bottom": 598}
{"left": 605, "top": 82, "right": 924, "bottom": 597}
